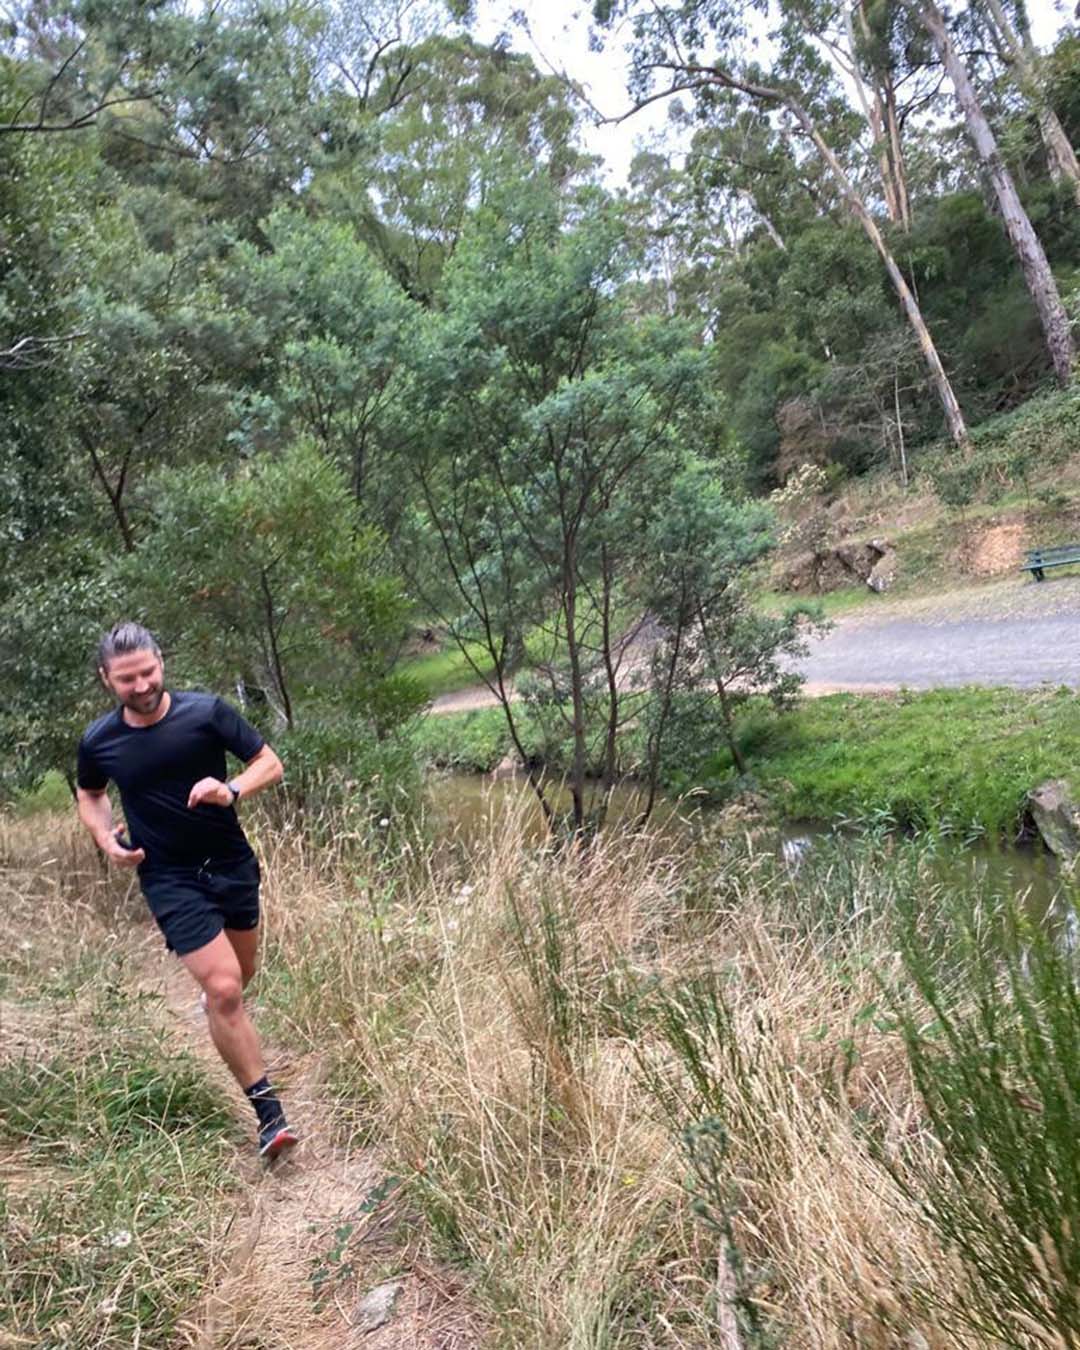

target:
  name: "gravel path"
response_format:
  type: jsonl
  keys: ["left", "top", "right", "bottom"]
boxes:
{"left": 429, "top": 574, "right": 1080, "bottom": 711}
{"left": 798, "top": 573, "right": 1080, "bottom": 691}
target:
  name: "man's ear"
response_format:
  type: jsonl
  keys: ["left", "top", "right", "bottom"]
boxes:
{"left": 97, "top": 666, "right": 110, "bottom": 689}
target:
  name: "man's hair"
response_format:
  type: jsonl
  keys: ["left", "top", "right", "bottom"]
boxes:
{"left": 97, "top": 621, "right": 161, "bottom": 672}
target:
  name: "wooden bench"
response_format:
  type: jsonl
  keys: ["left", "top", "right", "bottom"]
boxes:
{"left": 1021, "top": 544, "right": 1080, "bottom": 581}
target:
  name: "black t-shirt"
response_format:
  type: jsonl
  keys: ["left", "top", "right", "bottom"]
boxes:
{"left": 76, "top": 691, "right": 265, "bottom": 871}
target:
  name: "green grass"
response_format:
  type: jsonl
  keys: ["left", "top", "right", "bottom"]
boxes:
{"left": 756, "top": 584, "right": 874, "bottom": 619}
{"left": 406, "top": 642, "right": 496, "bottom": 699}
{"left": 0, "top": 909, "right": 240, "bottom": 1346}
{"left": 707, "top": 685, "right": 1080, "bottom": 837}
{"left": 411, "top": 706, "right": 512, "bottom": 772}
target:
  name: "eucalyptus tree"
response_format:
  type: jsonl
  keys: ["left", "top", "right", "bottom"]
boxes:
{"left": 230, "top": 209, "right": 419, "bottom": 532}
{"left": 637, "top": 458, "right": 817, "bottom": 803}
{"left": 594, "top": 0, "right": 972, "bottom": 449}
{"left": 121, "top": 440, "right": 422, "bottom": 744}
{"left": 777, "top": 0, "right": 941, "bottom": 230}
{"left": 973, "top": 0, "right": 1080, "bottom": 203}
{"left": 905, "top": 0, "right": 1075, "bottom": 387}
{"left": 315, "top": 33, "right": 591, "bottom": 302}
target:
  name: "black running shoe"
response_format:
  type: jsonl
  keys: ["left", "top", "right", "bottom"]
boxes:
{"left": 259, "top": 1120, "right": 299, "bottom": 1159}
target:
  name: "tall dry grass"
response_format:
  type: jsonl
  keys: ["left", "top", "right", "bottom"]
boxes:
{"left": 251, "top": 798, "right": 995, "bottom": 1348}
{"left": 8, "top": 799, "right": 1072, "bottom": 1347}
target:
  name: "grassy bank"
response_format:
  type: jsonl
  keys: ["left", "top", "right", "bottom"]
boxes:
{"left": 686, "top": 684, "right": 1080, "bottom": 837}
{"left": 415, "top": 685, "right": 1080, "bottom": 838}
{"left": 0, "top": 822, "right": 240, "bottom": 1346}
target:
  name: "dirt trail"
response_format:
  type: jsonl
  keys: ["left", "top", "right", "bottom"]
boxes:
{"left": 137, "top": 947, "right": 477, "bottom": 1349}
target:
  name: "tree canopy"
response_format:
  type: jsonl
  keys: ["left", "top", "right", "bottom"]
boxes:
{"left": 2, "top": 0, "right": 1078, "bottom": 808}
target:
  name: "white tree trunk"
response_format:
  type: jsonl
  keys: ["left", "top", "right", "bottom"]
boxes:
{"left": 983, "top": 0, "right": 1080, "bottom": 204}
{"left": 915, "top": 0, "right": 1074, "bottom": 386}
{"left": 658, "top": 60, "right": 970, "bottom": 446}
{"left": 787, "top": 100, "right": 970, "bottom": 447}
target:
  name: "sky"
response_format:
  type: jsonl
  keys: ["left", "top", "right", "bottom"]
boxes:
{"left": 470, "top": 2, "right": 689, "bottom": 183}
{"left": 471, "top": 0, "right": 1076, "bottom": 185}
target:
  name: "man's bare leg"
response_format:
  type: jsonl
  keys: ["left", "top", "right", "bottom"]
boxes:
{"left": 181, "top": 932, "right": 264, "bottom": 1086}
{"left": 224, "top": 925, "right": 259, "bottom": 989}
{"left": 181, "top": 930, "right": 296, "bottom": 1157}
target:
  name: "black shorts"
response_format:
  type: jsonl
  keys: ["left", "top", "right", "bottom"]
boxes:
{"left": 139, "top": 855, "right": 261, "bottom": 957}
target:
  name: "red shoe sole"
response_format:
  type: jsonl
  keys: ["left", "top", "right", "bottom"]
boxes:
{"left": 260, "top": 1127, "right": 299, "bottom": 1159}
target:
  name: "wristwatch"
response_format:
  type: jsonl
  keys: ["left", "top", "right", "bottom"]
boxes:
{"left": 226, "top": 780, "right": 242, "bottom": 804}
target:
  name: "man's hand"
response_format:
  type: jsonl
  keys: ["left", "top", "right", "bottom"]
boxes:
{"left": 101, "top": 824, "right": 145, "bottom": 868}
{"left": 188, "top": 777, "right": 233, "bottom": 809}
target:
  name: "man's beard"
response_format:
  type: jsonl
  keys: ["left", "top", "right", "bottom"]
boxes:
{"left": 123, "top": 686, "right": 165, "bottom": 714}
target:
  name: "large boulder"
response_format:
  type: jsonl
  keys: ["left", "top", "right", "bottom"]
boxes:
{"left": 1027, "top": 780, "right": 1080, "bottom": 860}
{"left": 867, "top": 542, "right": 898, "bottom": 593}
{"left": 775, "top": 536, "right": 896, "bottom": 595}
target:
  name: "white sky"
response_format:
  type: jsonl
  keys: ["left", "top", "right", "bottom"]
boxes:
{"left": 471, "top": 0, "right": 1075, "bottom": 185}
{"left": 470, "top": 1, "right": 687, "bottom": 183}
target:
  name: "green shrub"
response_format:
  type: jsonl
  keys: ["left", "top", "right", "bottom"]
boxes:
{"left": 887, "top": 886, "right": 1080, "bottom": 1342}
{"left": 411, "top": 707, "right": 514, "bottom": 772}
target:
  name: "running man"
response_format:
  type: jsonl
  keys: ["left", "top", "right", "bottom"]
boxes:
{"left": 75, "top": 621, "right": 298, "bottom": 1159}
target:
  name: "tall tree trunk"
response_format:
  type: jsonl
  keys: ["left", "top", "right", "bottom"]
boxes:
{"left": 661, "top": 63, "right": 970, "bottom": 447}
{"left": 849, "top": 1, "right": 911, "bottom": 229}
{"left": 982, "top": 0, "right": 1080, "bottom": 205}
{"left": 882, "top": 74, "right": 912, "bottom": 230}
{"left": 913, "top": 0, "right": 1074, "bottom": 387}
{"left": 784, "top": 98, "right": 970, "bottom": 447}
{"left": 1038, "top": 106, "right": 1080, "bottom": 197}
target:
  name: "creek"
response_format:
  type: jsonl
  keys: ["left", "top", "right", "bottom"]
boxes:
{"left": 424, "top": 770, "right": 1072, "bottom": 922}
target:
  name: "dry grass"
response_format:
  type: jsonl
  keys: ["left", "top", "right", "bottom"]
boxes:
{"left": 6, "top": 799, "right": 1060, "bottom": 1347}
{"left": 0, "top": 817, "right": 242, "bottom": 1349}
{"left": 247, "top": 797, "right": 1001, "bottom": 1349}
{"left": 0, "top": 810, "right": 487, "bottom": 1350}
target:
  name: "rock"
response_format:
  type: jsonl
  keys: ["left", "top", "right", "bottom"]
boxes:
{"left": 776, "top": 549, "right": 817, "bottom": 592}
{"left": 490, "top": 753, "right": 520, "bottom": 781}
{"left": 780, "top": 836, "right": 812, "bottom": 870}
{"left": 777, "top": 537, "right": 896, "bottom": 594}
{"left": 716, "top": 791, "right": 772, "bottom": 837}
{"left": 867, "top": 547, "right": 898, "bottom": 593}
{"left": 834, "top": 542, "right": 876, "bottom": 576}
{"left": 1028, "top": 780, "right": 1080, "bottom": 860}
{"left": 352, "top": 1280, "right": 403, "bottom": 1333}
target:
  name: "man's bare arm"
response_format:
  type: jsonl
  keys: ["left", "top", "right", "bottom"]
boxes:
{"left": 187, "top": 744, "right": 284, "bottom": 810}
{"left": 76, "top": 787, "right": 146, "bottom": 867}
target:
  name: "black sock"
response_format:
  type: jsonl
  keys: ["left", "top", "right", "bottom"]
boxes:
{"left": 244, "top": 1075, "right": 286, "bottom": 1131}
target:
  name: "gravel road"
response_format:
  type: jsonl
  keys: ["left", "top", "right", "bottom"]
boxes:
{"left": 798, "top": 573, "right": 1080, "bottom": 692}
{"left": 430, "top": 574, "right": 1080, "bottom": 712}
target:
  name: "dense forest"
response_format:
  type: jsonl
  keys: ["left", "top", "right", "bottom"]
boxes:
{"left": 3, "top": 0, "right": 1078, "bottom": 815}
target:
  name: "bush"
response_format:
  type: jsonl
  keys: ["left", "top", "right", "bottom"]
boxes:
{"left": 887, "top": 886, "right": 1080, "bottom": 1343}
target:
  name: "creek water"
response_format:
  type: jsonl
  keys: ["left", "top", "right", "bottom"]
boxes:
{"left": 424, "top": 770, "right": 1072, "bottom": 920}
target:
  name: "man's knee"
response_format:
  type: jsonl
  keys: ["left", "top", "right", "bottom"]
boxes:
{"left": 204, "top": 970, "right": 243, "bottom": 1017}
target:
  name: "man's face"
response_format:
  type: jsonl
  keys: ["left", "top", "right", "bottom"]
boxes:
{"left": 100, "top": 648, "right": 166, "bottom": 715}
